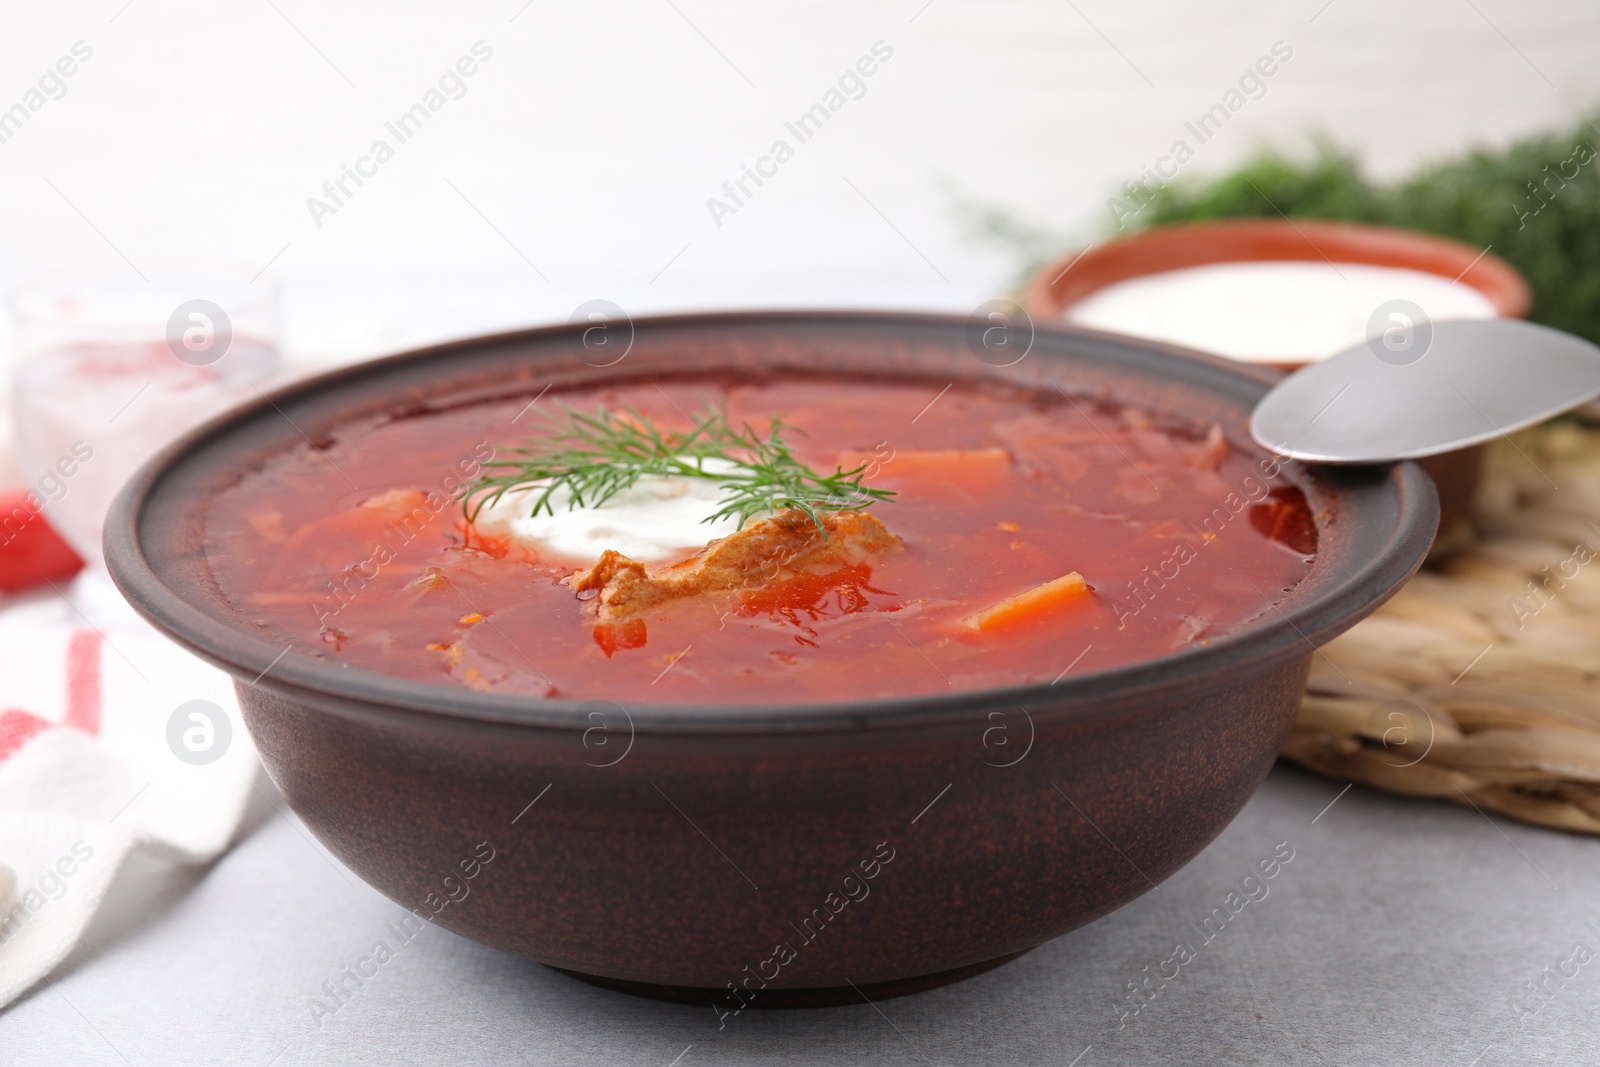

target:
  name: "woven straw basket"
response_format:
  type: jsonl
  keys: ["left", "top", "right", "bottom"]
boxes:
{"left": 1284, "top": 420, "right": 1600, "bottom": 834}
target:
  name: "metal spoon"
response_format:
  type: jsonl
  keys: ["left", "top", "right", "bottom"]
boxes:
{"left": 1250, "top": 318, "right": 1600, "bottom": 464}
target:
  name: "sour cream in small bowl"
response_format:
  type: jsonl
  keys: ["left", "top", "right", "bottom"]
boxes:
{"left": 1025, "top": 219, "right": 1531, "bottom": 539}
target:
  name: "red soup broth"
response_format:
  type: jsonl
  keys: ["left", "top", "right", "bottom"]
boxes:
{"left": 204, "top": 375, "right": 1317, "bottom": 705}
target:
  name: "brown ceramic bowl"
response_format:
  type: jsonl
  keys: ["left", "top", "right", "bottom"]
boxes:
{"left": 1024, "top": 219, "right": 1531, "bottom": 540}
{"left": 103, "top": 311, "right": 1436, "bottom": 1009}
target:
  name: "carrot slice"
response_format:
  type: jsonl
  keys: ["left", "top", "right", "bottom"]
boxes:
{"left": 837, "top": 447, "right": 1010, "bottom": 491}
{"left": 962, "top": 571, "right": 1090, "bottom": 632}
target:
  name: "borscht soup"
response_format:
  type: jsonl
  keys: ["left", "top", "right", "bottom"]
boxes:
{"left": 204, "top": 374, "right": 1316, "bottom": 705}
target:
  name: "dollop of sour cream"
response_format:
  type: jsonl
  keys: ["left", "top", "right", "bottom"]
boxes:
{"left": 1065, "top": 261, "right": 1497, "bottom": 364}
{"left": 471, "top": 458, "right": 756, "bottom": 564}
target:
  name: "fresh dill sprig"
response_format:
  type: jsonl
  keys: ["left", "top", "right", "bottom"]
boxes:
{"left": 461, "top": 403, "right": 895, "bottom": 532}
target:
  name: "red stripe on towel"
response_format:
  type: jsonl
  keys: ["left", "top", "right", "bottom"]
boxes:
{"left": 0, "top": 709, "right": 49, "bottom": 762}
{"left": 0, "top": 629, "right": 104, "bottom": 763}
{"left": 64, "top": 629, "right": 102, "bottom": 735}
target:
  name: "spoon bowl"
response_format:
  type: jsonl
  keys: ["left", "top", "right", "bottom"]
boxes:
{"left": 1251, "top": 318, "right": 1600, "bottom": 465}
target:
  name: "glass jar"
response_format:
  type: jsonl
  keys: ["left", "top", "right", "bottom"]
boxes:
{"left": 8, "top": 264, "right": 283, "bottom": 565}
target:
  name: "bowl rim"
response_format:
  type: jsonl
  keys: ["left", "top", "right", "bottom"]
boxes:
{"left": 103, "top": 309, "right": 1438, "bottom": 735}
{"left": 1023, "top": 217, "right": 1532, "bottom": 327}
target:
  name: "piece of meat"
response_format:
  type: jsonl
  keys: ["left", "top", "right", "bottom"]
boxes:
{"left": 571, "top": 509, "right": 900, "bottom": 622}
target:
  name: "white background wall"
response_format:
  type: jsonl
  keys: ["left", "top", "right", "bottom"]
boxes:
{"left": 1, "top": 0, "right": 1597, "bottom": 366}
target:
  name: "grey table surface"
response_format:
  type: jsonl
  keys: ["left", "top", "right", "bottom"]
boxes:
{"left": 2, "top": 762, "right": 1597, "bottom": 1067}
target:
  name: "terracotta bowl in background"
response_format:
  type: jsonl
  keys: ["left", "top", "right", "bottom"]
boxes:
{"left": 1024, "top": 219, "right": 1532, "bottom": 539}
{"left": 103, "top": 312, "right": 1437, "bottom": 1008}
